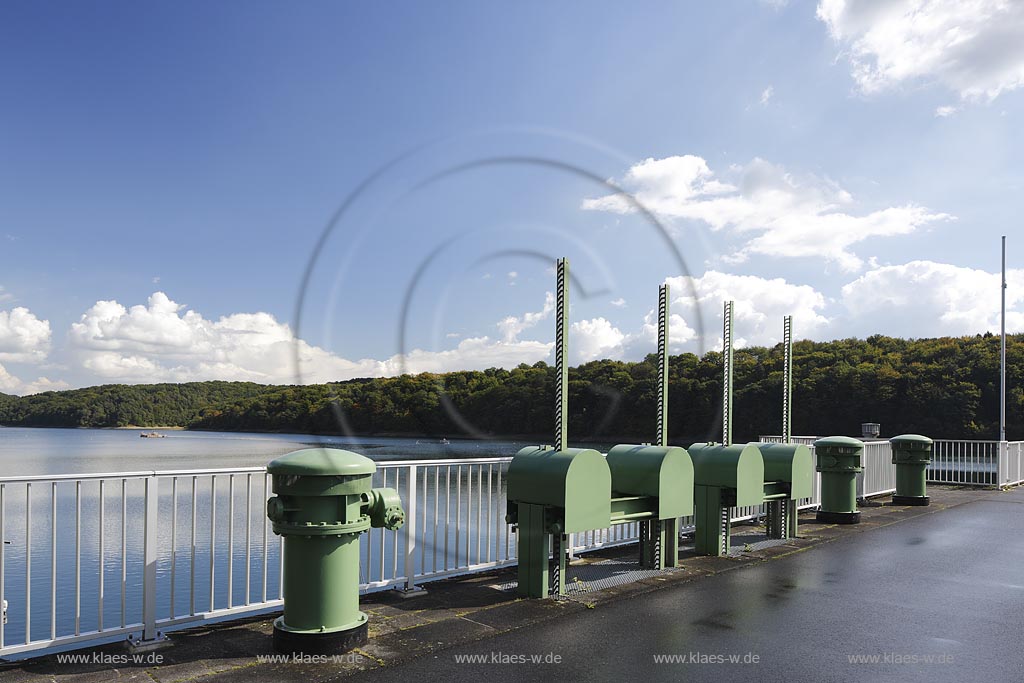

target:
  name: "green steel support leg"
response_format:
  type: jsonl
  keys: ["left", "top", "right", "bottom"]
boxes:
{"left": 770, "top": 499, "right": 782, "bottom": 540}
{"left": 551, "top": 532, "right": 568, "bottom": 596}
{"left": 664, "top": 518, "right": 679, "bottom": 568}
{"left": 516, "top": 503, "right": 550, "bottom": 598}
{"left": 695, "top": 486, "right": 730, "bottom": 556}
{"left": 787, "top": 498, "right": 799, "bottom": 538}
{"left": 638, "top": 520, "right": 650, "bottom": 567}
{"left": 639, "top": 520, "right": 666, "bottom": 569}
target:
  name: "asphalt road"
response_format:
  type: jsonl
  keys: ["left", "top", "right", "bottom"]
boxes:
{"left": 353, "top": 487, "right": 1024, "bottom": 683}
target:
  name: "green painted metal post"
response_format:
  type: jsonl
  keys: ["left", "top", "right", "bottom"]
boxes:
{"left": 657, "top": 283, "right": 669, "bottom": 448}
{"left": 694, "top": 485, "right": 730, "bottom": 556}
{"left": 266, "top": 448, "right": 405, "bottom": 654}
{"left": 814, "top": 437, "right": 863, "bottom": 524}
{"left": 890, "top": 434, "right": 933, "bottom": 506}
{"left": 515, "top": 502, "right": 550, "bottom": 598}
{"left": 783, "top": 315, "right": 793, "bottom": 444}
{"left": 555, "top": 257, "right": 568, "bottom": 453}
{"left": 655, "top": 284, "right": 678, "bottom": 568}
{"left": 722, "top": 301, "right": 734, "bottom": 447}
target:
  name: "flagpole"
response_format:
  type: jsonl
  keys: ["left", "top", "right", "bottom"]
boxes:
{"left": 1001, "top": 236, "right": 1007, "bottom": 442}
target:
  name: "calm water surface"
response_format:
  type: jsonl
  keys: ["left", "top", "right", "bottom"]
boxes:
{"left": 0, "top": 427, "right": 550, "bottom": 476}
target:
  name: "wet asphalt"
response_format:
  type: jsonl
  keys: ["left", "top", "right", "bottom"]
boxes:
{"left": 353, "top": 487, "right": 1024, "bottom": 683}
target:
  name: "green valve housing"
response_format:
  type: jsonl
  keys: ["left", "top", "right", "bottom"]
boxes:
{"left": 266, "top": 448, "right": 404, "bottom": 655}
{"left": 890, "top": 434, "right": 933, "bottom": 506}
{"left": 758, "top": 443, "right": 813, "bottom": 540}
{"left": 506, "top": 446, "right": 611, "bottom": 598}
{"left": 607, "top": 444, "right": 694, "bottom": 570}
{"left": 687, "top": 443, "right": 764, "bottom": 556}
{"left": 814, "top": 436, "right": 863, "bottom": 524}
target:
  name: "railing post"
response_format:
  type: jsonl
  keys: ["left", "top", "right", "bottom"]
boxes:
{"left": 400, "top": 464, "right": 426, "bottom": 596}
{"left": 130, "top": 475, "right": 168, "bottom": 650}
{"left": 998, "top": 441, "right": 1009, "bottom": 487}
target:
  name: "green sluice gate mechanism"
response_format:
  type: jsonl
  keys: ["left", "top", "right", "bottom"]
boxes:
{"left": 758, "top": 443, "right": 813, "bottom": 540}
{"left": 506, "top": 444, "right": 695, "bottom": 597}
{"left": 505, "top": 446, "right": 611, "bottom": 598}
{"left": 890, "top": 434, "right": 933, "bottom": 506}
{"left": 607, "top": 444, "right": 694, "bottom": 571}
{"left": 266, "top": 448, "right": 405, "bottom": 655}
{"left": 814, "top": 436, "right": 863, "bottom": 524}
{"left": 687, "top": 442, "right": 764, "bottom": 556}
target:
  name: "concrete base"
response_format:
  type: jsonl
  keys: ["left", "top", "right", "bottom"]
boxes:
{"left": 891, "top": 495, "right": 930, "bottom": 506}
{"left": 273, "top": 621, "right": 368, "bottom": 655}
{"left": 815, "top": 510, "right": 861, "bottom": 524}
{"left": 125, "top": 631, "right": 171, "bottom": 653}
{"left": 395, "top": 585, "right": 429, "bottom": 599}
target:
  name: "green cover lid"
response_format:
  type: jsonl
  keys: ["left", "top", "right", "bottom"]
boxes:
{"left": 889, "top": 434, "right": 933, "bottom": 448}
{"left": 814, "top": 436, "right": 865, "bottom": 450}
{"left": 267, "top": 448, "right": 376, "bottom": 476}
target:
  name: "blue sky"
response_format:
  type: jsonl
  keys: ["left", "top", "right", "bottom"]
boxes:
{"left": 1, "top": 1, "right": 1022, "bottom": 393}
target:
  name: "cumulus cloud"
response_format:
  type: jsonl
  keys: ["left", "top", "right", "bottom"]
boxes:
{"left": 818, "top": 0, "right": 1024, "bottom": 101}
{"left": 571, "top": 318, "right": 626, "bottom": 363}
{"left": 0, "top": 366, "right": 69, "bottom": 396}
{"left": 582, "top": 155, "right": 951, "bottom": 271}
{"left": 0, "top": 304, "right": 65, "bottom": 395}
{"left": 0, "top": 306, "right": 52, "bottom": 363}
{"left": 665, "top": 270, "right": 831, "bottom": 350}
{"left": 67, "top": 291, "right": 555, "bottom": 385}
{"left": 497, "top": 292, "right": 555, "bottom": 343}
{"left": 760, "top": 85, "right": 775, "bottom": 105}
{"left": 840, "top": 260, "right": 1024, "bottom": 337}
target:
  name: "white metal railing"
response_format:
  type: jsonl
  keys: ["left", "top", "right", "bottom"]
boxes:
{"left": 3, "top": 438, "right": 1021, "bottom": 658}
{"left": 758, "top": 437, "right": 895, "bottom": 498}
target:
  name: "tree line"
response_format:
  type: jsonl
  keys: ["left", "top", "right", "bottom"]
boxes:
{"left": 0, "top": 334, "right": 1020, "bottom": 442}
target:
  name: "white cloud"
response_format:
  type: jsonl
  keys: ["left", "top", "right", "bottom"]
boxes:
{"left": 0, "top": 304, "right": 66, "bottom": 395}
{"left": 610, "top": 297, "right": 627, "bottom": 308}
{"left": 840, "top": 260, "right": 1024, "bottom": 336}
{"left": 0, "top": 287, "right": 13, "bottom": 304}
{"left": 760, "top": 85, "right": 775, "bottom": 105}
{"left": 571, "top": 318, "right": 626, "bottom": 363}
{"left": 666, "top": 271, "right": 831, "bottom": 349}
{"left": 497, "top": 292, "right": 555, "bottom": 342}
{"left": 818, "top": 0, "right": 1024, "bottom": 101}
{"left": 582, "top": 155, "right": 951, "bottom": 272}
{"left": 0, "top": 365, "right": 69, "bottom": 396}
{"left": 0, "top": 306, "right": 52, "bottom": 363}
{"left": 934, "top": 105, "right": 958, "bottom": 117}
{"left": 66, "top": 291, "right": 556, "bottom": 385}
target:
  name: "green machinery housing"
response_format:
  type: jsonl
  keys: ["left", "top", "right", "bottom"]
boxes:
{"left": 760, "top": 442, "right": 813, "bottom": 539}
{"left": 505, "top": 443, "right": 693, "bottom": 598}
{"left": 688, "top": 442, "right": 764, "bottom": 556}
{"left": 505, "top": 265, "right": 694, "bottom": 598}
{"left": 266, "top": 448, "right": 405, "bottom": 654}
{"left": 890, "top": 434, "right": 933, "bottom": 506}
{"left": 687, "top": 307, "right": 813, "bottom": 557}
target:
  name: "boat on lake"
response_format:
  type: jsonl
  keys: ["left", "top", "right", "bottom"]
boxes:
{"left": 140, "top": 431, "right": 165, "bottom": 438}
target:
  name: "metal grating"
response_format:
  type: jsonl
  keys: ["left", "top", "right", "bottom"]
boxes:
{"left": 492, "top": 556, "right": 683, "bottom": 595}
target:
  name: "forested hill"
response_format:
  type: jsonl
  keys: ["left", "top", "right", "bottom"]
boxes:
{"left": 0, "top": 381, "right": 272, "bottom": 428}
{"left": 0, "top": 334, "right": 1020, "bottom": 442}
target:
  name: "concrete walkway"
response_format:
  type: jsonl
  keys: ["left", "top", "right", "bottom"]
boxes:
{"left": 2, "top": 485, "right": 1019, "bottom": 682}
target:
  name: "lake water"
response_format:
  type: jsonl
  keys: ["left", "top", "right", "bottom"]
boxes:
{"left": 0, "top": 426, "right": 549, "bottom": 476}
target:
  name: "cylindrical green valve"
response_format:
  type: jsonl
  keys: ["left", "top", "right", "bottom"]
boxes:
{"left": 266, "top": 448, "right": 404, "bottom": 655}
{"left": 890, "top": 434, "right": 933, "bottom": 506}
{"left": 814, "top": 436, "right": 863, "bottom": 524}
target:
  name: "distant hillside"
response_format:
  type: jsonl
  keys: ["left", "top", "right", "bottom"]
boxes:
{"left": 0, "top": 381, "right": 274, "bottom": 428}
{"left": 0, "top": 334, "right": 1020, "bottom": 441}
